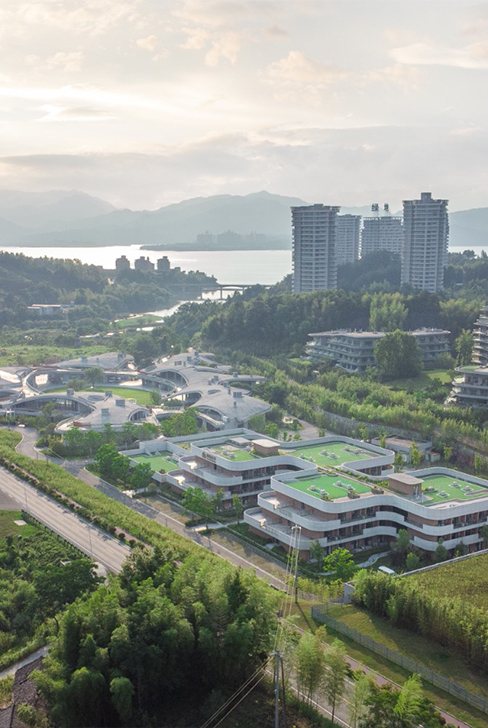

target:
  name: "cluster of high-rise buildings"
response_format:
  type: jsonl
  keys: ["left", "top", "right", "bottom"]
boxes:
{"left": 115, "top": 255, "right": 172, "bottom": 273}
{"left": 292, "top": 192, "right": 449, "bottom": 294}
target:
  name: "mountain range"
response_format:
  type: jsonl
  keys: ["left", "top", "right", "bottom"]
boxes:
{"left": 0, "top": 189, "right": 486, "bottom": 251}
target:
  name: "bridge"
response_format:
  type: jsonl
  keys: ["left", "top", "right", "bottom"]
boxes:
{"left": 166, "top": 282, "right": 272, "bottom": 299}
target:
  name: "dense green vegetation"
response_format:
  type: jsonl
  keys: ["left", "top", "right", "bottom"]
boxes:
{"left": 34, "top": 547, "right": 276, "bottom": 727}
{"left": 0, "top": 510, "right": 99, "bottom": 667}
{"left": 353, "top": 569, "right": 488, "bottom": 671}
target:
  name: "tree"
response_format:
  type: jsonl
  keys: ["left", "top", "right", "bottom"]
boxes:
{"left": 405, "top": 552, "right": 420, "bottom": 571}
{"left": 349, "top": 672, "right": 371, "bottom": 728}
{"left": 455, "top": 541, "right": 467, "bottom": 557}
{"left": 434, "top": 538, "right": 448, "bottom": 563}
{"left": 323, "top": 639, "right": 348, "bottom": 723}
{"left": 394, "top": 673, "right": 423, "bottom": 724}
{"left": 84, "top": 367, "right": 104, "bottom": 387}
{"left": 409, "top": 443, "right": 422, "bottom": 469}
{"left": 110, "top": 676, "right": 134, "bottom": 722}
{"left": 181, "top": 487, "right": 214, "bottom": 527}
{"left": 455, "top": 329, "right": 473, "bottom": 367}
{"left": 212, "top": 488, "right": 224, "bottom": 514}
{"left": 294, "top": 632, "right": 326, "bottom": 703}
{"left": 443, "top": 444, "right": 452, "bottom": 462}
{"left": 232, "top": 493, "right": 243, "bottom": 523}
{"left": 474, "top": 453, "right": 484, "bottom": 474}
{"left": 150, "top": 390, "right": 162, "bottom": 405}
{"left": 375, "top": 330, "right": 421, "bottom": 381}
{"left": 369, "top": 292, "right": 407, "bottom": 332}
{"left": 481, "top": 524, "right": 488, "bottom": 548}
{"left": 322, "top": 548, "right": 357, "bottom": 582}
{"left": 390, "top": 529, "right": 411, "bottom": 567}
{"left": 394, "top": 452, "right": 404, "bottom": 472}
{"left": 309, "top": 540, "right": 324, "bottom": 572}
{"left": 130, "top": 462, "right": 153, "bottom": 490}
{"left": 378, "top": 432, "right": 386, "bottom": 449}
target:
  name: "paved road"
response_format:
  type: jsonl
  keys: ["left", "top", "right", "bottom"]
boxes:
{"left": 0, "top": 468, "right": 130, "bottom": 573}
{"left": 10, "top": 428, "right": 476, "bottom": 727}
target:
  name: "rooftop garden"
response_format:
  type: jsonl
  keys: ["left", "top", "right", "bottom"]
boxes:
{"left": 283, "top": 440, "right": 375, "bottom": 467}
{"left": 130, "top": 453, "right": 179, "bottom": 473}
{"left": 421, "top": 473, "right": 488, "bottom": 504}
{"left": 282, "top": 473, "right": 372, "bottom": 501}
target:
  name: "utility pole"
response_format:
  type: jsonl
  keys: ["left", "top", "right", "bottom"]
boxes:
{"left": 273, "top": 649, "right": 285, "bottom": 728}
{"left": 291, "top": 525, "right": 301, "bottom": 604}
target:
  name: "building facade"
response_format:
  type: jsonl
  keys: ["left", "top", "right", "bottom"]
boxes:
{"left": 307, "top": 329, "right": 450, "bottom": 372}
{"left": 115, "top": 255, "right": 131, "bottom": 272}
{"left": 401, "top": 192, "right": 449, "bottom": 293}
{"left": 449, "top": 365, "right": 488, "bottom": 407}
{"left": 245, "top": 467, "right": 488, "bottom": 558}
{"left": 473, "top": 305, "right": 488, "bottom": 366}
{"left": 361, "top": 204, "right": 403, "bottom": 258}
{"left": 134, "top": 256, "right": 155, "bottom": 272}
{"left": 292, "top": 204, "right": 340, "bottom": 293}
{"left": 336, "top": 214, "right": 361, "bottom": 266}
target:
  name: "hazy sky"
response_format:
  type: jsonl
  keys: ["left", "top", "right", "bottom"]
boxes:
{"left": 0, "top": 0, "right": 487, "bottom": 210}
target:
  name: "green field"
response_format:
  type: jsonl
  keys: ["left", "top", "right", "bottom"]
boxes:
{"left": 0, "top": 344, "right": 111, "bottom": 367}
{"left": 388, "top": 368, "right": 453, "bottom": 391}
{"left": 411, "top": 553, "right": 488, "bottom": 610}
{"left": 91, "top": 387, "right": 154, "bottom": 405}
{"left": 421, "top": 473, "right": 488, "bottom": 504}
{"left": 284, "top": 473, "right": 371, "bottom": 500}
{"left": 285, "top": 441, "right": 375, "bottom": 467}
{"left": 131, "top": 454, "right": 179, "bottom": 472}
{"left": 0, "top": 511, "right": 37, "bottom": 542}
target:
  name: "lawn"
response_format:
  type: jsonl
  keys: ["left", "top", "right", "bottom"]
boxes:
{"left": 387, "top": 368, "right": 452, "bottom": 391}
{"left": 410, "top": 553, "right": 488, "bottom": 610}
{"left": 284, "top": 473, "right": 372, "bottom": 500}
{"left": 286, "top": 441, "right": 375, "bottom": 467}
{"left": 131, "top": 454, "right": 179, "bottom": 472}
{"left": 0, "top": 511, "right": 37, "bottom": 542}
{"left": 0, "top": 344, "right": 111, "bottom": 367}
{"left": 91, "top": 387, "right": 154, "bottom": 405}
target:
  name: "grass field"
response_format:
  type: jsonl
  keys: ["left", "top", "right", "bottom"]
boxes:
{"left": 285, "top": 441, "right": 375, "bottom": 467}
{"left": 0, "top": 344, "right": 111, "bottom": 367}
{"left": 388, "top": 368, "right": 453, "bottom": 391}
{"left": 131, "top": 454, "right": 178, "bottom": 472}
{"left": 114, "top": 314, "right": 162, "bottom": 329}
{"left": 285, "top": 473, "right": 371, "bottom": 500}
{"left": 90, "top": 387, "right": 154, "bottom": 405}
{"left": 411, "top": 553, "right": 488, "bottom": 610}
{"left": 0, "top": 511, "right": 37, "bottom": 542}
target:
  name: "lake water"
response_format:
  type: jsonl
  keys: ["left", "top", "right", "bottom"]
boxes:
{"left": 0, "top": 244, "right": 292, "bottom": 286}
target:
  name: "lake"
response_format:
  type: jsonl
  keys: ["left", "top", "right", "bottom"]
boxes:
{"left": 0, "top": 244, "right": 292, "bottom": 286}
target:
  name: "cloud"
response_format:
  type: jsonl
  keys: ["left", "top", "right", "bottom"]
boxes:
{"left": 367, "top": 63, "right": 422, "bottom": 90}
{"left": 25, "top": 51, "right": 84, "bottom": 73}
{"left": 264, "top": 24, "right": 288, "bottom": 39}
{"left": 205, "top": 31, "right": 241, "bottom": 66}
{"left": 136, "top": 35, "right": 158, "bottom": 51}
{"left": 391, "top": 42, "right": 488, "bottom": 69}
{"left": 173, "top": 1, "right": 277, "bottom": 28}
{"left": 265, "top": 51, "right": 348, "bottom": 87}
{"left": 38, "top": 105, "right": 114, "bottom": 122}
{"left": 14, "top": 0, "right": 144, "bottom": 35}
{"left": 180, "top": 26, "right": 209, "bottom": 50}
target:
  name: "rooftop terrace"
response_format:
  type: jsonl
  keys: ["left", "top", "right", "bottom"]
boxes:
{"left": 284, "top": 441, "right": 375, "bottom": 467}
{"left": 283, "top": 473, "right": 373, "bottom": 501}
{"left": 131, "top": 454, "right": 179, "bottom": 473}
{"left": 421, "top": 473, "right": 488, "bottom": 505}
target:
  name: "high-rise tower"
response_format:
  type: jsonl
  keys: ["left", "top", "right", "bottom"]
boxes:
{"left": 291, "top": 204, "right": 340, "bottom": 293}
{"left": 336, "top": 214, "right": 361, "bottom": 266}
{"left": 361, "top": 203, "right": 403, "bottom": 258}
{"left": 401, "top": 192, "right": 449, "bottom": 293}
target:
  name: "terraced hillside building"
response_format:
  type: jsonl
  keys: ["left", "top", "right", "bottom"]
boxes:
{"left": 448, "top": 365, "right": 488, "bottom": 407}
{"left": 245, "top": 466, "right": 488, "bottom": 559}
{"left": 292, "top": 204, "right": 340, "bottom": 292}
{"left": 307, "top": 328, "right": 450, "bottom": 372}
{"left": 472, "top": 305, "right": 488, "bottom": 366}
{"left": 123, "top": 430, "right": 394, "bottom": 509}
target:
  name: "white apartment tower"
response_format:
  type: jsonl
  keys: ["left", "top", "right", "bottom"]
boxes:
{"left": 361, "top": 203, "right": 403, "bottom": 258}
{"left": 336, "top": 214, "right": 361, "bottom": 266}
{"left": 292, "top": 204, "right": 340, "bottom": 293}
{"left": 401, "top": 192, "right": 449, "bottom": 293}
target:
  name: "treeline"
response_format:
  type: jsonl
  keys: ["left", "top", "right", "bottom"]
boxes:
{"left": 353, "top": 571, "right": 488, "bottom": 670}
{"left": 34, "top": 547, "right": 275, "bottom": 727}
{"left": 191, "top": 288, "right": 479, "bottom": 356}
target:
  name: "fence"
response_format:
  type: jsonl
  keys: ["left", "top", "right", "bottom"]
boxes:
{"left": 311, "top": 605, "right": 488, "bottom": 716}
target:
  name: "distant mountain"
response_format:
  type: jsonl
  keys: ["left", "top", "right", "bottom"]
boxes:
{"left": 0, "top": 190, "right": 116, "bottom": 230}
{"left": 0, "top": 189, "right": 487, "bottom": 250}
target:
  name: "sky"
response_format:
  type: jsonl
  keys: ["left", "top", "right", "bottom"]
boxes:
{"left": 0, "top": 0, "right": 487, "bottom": 211}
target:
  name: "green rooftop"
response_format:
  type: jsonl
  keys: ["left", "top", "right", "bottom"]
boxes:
{"left": 131, "top": 454, "right": 179, "bottom": 473}
{"left": 282, "top": 473, "right": 373, "bottom": 501}
{"left": 210, "top": 444, "right": 259, "bottom": 462}
{"left": 283, "top": 441, "right": 376, "bottom": 468}
{"left": 421, "top": 474, "right": 488, "bottom": 505}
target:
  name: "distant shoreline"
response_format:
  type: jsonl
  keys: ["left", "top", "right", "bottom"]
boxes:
{"left": 141, "top": 242, "right": 291, "bottom": 252}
